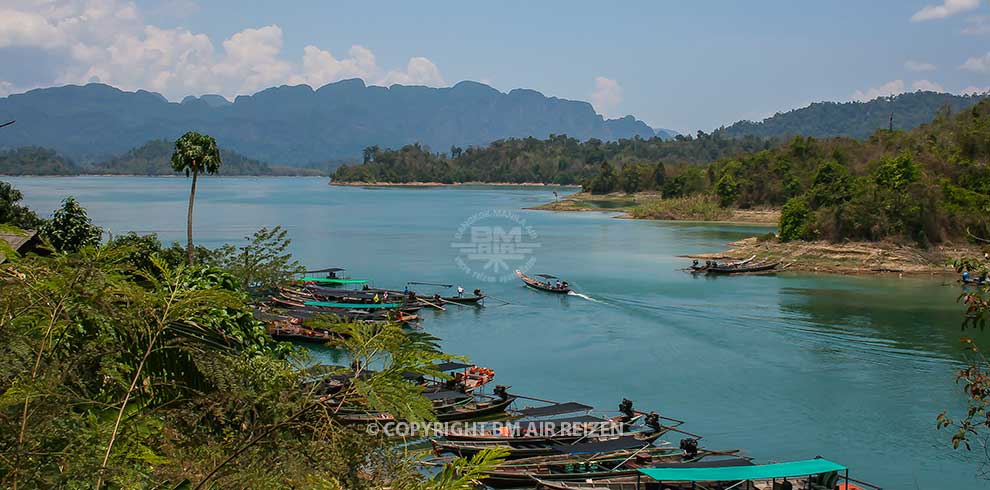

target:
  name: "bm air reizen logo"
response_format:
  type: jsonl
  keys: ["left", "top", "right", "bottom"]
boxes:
{"left": 451, "top": 209, "right": 539, "bottom": 283}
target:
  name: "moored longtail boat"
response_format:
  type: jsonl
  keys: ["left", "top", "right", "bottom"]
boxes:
{"left": 624, "top": 457, "right": 880, "bottom": 490}
{"left": 479, "top": 439, "right": 744, "bottom": 488}
{"left": 706, "top": 260, "right": 779, "bottom": 274}
{"left": 333, "top": 386, "right": 516, "bottom": 424}
{"left": 432, "top": 430, "right": 668, "bottom": 459}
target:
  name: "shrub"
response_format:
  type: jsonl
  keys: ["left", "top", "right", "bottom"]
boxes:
{"left": 779, "top": 196, "right": 815, "bottom": 241}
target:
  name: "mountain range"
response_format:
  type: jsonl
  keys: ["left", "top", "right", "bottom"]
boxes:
{"left": 722, "top": 91, "right": 986, "bottom": 139}
{"left": 1, "top": 80, "right": 985, "bottom": 172}
{"left": 0, "top": 80, "right": 660, "bottom": 166}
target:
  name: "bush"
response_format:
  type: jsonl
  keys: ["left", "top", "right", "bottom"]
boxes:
{"left": 629, "top": 194, "right": 730, "bottom": 221}
{"left": 779, "top": 196, "right": 815, "bottom": 241}
{"left": 40, "top": 196, "right": 102, "bottom": 253}
{"left": 715, "top": 174, "right": 739, "bottom": 207}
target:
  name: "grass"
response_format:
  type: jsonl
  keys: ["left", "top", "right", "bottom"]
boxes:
{"left": 628, "top": 194, "right": 732, "bottom": 221}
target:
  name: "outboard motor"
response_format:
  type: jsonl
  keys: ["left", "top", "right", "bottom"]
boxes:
{"left": 645, "top": 412, "right": 661, "bottom": 433}
{"left": 619, "top": 398, "right": 634, "bottom": 420}
{"left": 680, "top": 438, "right": 699, "bottom": 458}
{"left": 494, "top": 385, "right": 509, "bottom": 401}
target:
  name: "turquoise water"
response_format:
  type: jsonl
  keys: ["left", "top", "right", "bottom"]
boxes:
{"left": 5, "top": 176, "right": 983, "bottom": 488}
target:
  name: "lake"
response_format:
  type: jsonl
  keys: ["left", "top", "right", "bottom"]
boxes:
{"left": 5, "top": 176, "right": 983, "bottom": 488}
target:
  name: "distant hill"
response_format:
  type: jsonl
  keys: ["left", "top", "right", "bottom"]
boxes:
{"left": 0, "top": 147, "right": 80, "bottom": 175}
{"left": 0, "top": 80, "right": 656, "bottom": 166}
{"left": 654, "top": 128, "right": 679, "bottom": 140}
{"left": 723, "top": 91, "right": 987, "bottom": 139}
{"left": 0, "top": 140, "right": 328, "bottom": 176}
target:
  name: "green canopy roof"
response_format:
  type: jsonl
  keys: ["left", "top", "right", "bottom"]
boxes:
{"left": 638, "top": 459, "right": 846, "bottom": 482}
{"left": 304, "top": 301, "right": 401, "bottom": 309}
{"left": 300, "top": 277, "right": 368, "bottom": 284}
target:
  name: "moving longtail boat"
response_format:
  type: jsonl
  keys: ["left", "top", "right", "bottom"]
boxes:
{"left": 516, "top": 270, "right": 571, "bottom": 293}
{"left": 479, "top": 438, "right": 744, "bottom": 488}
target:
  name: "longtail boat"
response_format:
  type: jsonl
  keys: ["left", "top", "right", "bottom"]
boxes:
{"left": 479, "top": 439, "right": 744, "bottom": 488}
{"left": 334, "top": 386, "right": 516, "bottom": 424}
{"left": 706, "top": 260, "right": 779, "bottom": 274}
{"left": 432, "top": 430, "right": 668, "bottom": 459}
{"left": 587, "top": 457, "right": 878, "bottom": 490}
{"left": 516, "top": 270, "right": 571, "bottom": 293}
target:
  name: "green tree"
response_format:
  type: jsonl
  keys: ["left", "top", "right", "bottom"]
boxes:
{"left": 779, "top": 196, "right": 814, "bottom": 241}
{"left": 589, "top": 161, "right": 618, "bottom": 194}
{"left": 652, "top": 162, "right": 667, "bottom": 189}
{"left": 808, "top": 160, "right": 851, "bottom": 208}
{"left": 873, "top": 152, "right": 920, "bottom": 191}
{"left": 209, "top": 226, "right": 303, "bottom": 293}
{"left": 40, "top": 196, "right": 101, "bottom": 253}
{"left": 619, "top": 163, "right": 641, "bottom": 193}
{"left": 715, "top": 173, "right": 739, "bottom": 207}
{"left": 0, "top": 181, "right": 42, "bottom": 229}
{"left": 170, "top": 131, "right": 222, "bottom": 265}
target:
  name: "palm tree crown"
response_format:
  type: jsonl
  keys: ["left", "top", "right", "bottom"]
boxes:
{"left": 171, "top": 131, "right": 222, "bottom": 176}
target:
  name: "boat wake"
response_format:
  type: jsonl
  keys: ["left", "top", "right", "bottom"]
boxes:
{"left": 567, "top": 291, "right": 602, "bottom": 303}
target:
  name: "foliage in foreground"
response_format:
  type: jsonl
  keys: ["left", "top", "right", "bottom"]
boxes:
{"left": 940, "top": 255, "right": 990, "bottom": 479}
{"left": 0, "top": 225, "right": 501, "bottom": 489}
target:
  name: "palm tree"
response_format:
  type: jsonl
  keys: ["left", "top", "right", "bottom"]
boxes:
{"left": 170, "top": 131, "right": 222, "bottom": 265}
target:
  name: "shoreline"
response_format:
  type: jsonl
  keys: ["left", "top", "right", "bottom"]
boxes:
{"left": 1, "top": 174, "right": 330, "bottom": 178}
{"left": 683, "top": 236, "right": 979, "bottom": 276}
{"left": 329, "top": 181, "right": 580, "bottom": 188}
{"left": 529, "top": 191, "right": 980, "bottom": 275}
{"left": 528, "top": 191, "right": 780, "bottom": 225}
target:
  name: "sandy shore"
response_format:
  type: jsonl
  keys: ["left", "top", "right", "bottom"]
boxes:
{"left": 684, "top": 236, "right": 982, "bottom": 275}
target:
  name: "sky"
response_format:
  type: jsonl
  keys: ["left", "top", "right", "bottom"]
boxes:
{"left": 2, "top": 0, "right": 990, "bottom": 133}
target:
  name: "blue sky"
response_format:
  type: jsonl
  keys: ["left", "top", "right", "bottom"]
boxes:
{"left": 4, "top": 0, "right": 990, "bottom": 132}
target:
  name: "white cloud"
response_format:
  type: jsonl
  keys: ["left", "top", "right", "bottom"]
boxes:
{"left": 961, "top": 85, "right": 990, "bottom": 94}
{"left": 380, "top": 57, "right": 445, "bottom": 87}
{"left": 911, "top": 0, "right": 981, "bottom": 21}
{"left": 851, "top": 80, "right": 906, "bottom": 101}
{"left": 904, "top": 60, "right": 936, "bottom": 72}
{"left": 912, "top": 79, "right": 945, "bottom": 92}
{"left": 961, "top": 52, "right": 990, "bottom": 72}
{"left": 0, "top": 80, "right": 17, "bottom": 97}
{"left": 851, "top": 79, "right": 949, "bottom": 101}
{"left": 590, "top": 76, "right": 622, "bottom": 117}
{"left": 963, "top": 15, "right": 990, "bottom": 35}
{"left": 0, "top": 0, "right": 446, "bottom": 100}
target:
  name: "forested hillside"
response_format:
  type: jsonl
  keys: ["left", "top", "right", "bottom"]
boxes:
{"left": 331, "top": 132, "right": 775, "bottom": 184}
{"left": 723, "top": 91, "right": 986, "bottom": 139}
{"left": 587, "top": 101, "right": 990, "bottom": 244}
